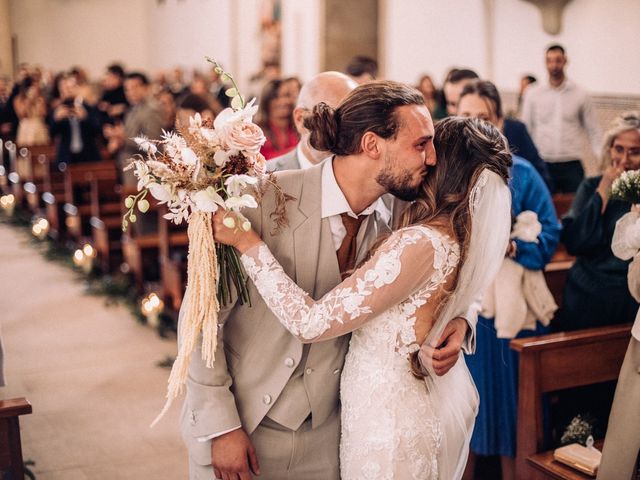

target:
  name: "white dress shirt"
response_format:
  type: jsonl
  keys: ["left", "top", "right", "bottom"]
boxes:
{"left": 296, "top": 143, "right": 315, "bottom": 171}
{"left": 321, "top": 158, "right": 391, "bottom": 259}
{"left": 521, "top": 79, "right": 601, "bottom": 163}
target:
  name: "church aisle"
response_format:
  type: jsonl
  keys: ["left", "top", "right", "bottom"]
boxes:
{"left": 0, "top": 224, "right": 187, "bottom": 479}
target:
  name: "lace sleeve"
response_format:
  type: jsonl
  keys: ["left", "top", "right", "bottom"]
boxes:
{"left": 240, "top": 226, "right": 460, "bottom": 342}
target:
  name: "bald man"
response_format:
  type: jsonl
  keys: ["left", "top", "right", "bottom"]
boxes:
{"left": 268, "top": 71, "right": 357, "bottom": 172}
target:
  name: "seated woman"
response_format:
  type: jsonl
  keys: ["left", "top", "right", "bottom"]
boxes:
{"left": 556, "top": 111, "right": 640, "bottom": 332}
{"left": 456, "top": 80, "right": 561, "bottom": 480}
{"left": 256, "top": 79, "right": 299, "bottom": 160}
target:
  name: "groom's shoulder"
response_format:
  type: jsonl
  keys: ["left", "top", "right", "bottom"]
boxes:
{"left": 271, "top": 162, "right": 322, "bottom": 194}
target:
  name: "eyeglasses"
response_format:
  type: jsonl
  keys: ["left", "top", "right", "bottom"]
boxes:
{"left": 610, "top": 144, "right": 640, "bottom": 161}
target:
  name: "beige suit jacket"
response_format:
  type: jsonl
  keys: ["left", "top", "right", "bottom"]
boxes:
{"left": 181, "top": 163, "right": 351, "bottom": 465}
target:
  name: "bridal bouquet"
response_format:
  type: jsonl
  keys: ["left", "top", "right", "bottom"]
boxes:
{"left": 611, "top": 169, "right": 640, "bottom": 204}
{"left": 122, "top": 60, "right": 290, "bottom": 425}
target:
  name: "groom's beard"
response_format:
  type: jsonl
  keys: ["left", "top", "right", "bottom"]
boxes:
{"left": 376, "top": 168, "right": 423, "bottom": 201}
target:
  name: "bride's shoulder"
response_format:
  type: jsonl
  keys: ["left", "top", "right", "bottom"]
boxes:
{"left": 391, "top": 224, "right": 459, "bottom": 253}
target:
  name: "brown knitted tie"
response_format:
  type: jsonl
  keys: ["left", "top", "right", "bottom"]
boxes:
{"left": 337, "top": 213, "right": 365, "bottom": 279}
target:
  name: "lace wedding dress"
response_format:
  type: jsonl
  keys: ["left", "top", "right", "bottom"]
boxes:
{"left": 241, "top": 225, "right": 461, "bottom": 479}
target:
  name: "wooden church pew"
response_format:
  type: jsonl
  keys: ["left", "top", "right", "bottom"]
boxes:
{"left": 0, "top": 397, "right": 32, "bottom": 480}
{"left": 63, "top": 160, "right": 118, "bottom": 241}
{"left": 511, "top": 324, "right": 631, "bottom": 479}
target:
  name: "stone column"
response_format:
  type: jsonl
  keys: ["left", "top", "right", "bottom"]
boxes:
{"left": 323, "top": 0, "right": 378, "bottom": 73}
{"left": 0, "top": 0, "right": 13, "bottom": 78}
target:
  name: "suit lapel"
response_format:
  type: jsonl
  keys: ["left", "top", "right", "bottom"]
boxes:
{"left": 292, "top": 163, "right": 340, "bottom": 298}
{"left": 292, "top": 164, "right": 322, "bottom": 296}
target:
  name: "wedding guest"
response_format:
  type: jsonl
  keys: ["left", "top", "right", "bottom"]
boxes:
{"left": 256, "top": 78, "right": 299, "bottom": 160}
{"left": 184, "top": 72, "right": 222, "bottom": 115}
{"left": 457, "top": 80, "right": 560, "bottom": 480}
{"left": 516, "top": 74, "right": 536, "bottom": 115}
{"left": 175, "top": 94, "right": 215, "bottom": 129}
{"left": 13, "top": 76, "right": 50, "bottom": 146}
{"left": 157, "top": 88, "right": 177, "bottom": 131}
{"left": 169, "top": 67, "right": 188, "bottom": 97}
{"left": 281, "top": 76, "right": 302, "bottom": 103}
{"left": 598, "top": 205, "right": 640, "bottom": 480}
{"left": 70, "top": 66, "right": 98, "bottom": 106}
{"left": 460, "top": 80, "right": 552, "bottom": 190}
{"left": 345, "top": 55, "right": 378, "bottom": 84}
{"left": 521, "top": 45, "right": 602, "bottom": 193}
{"left": 269, "top": 71, "right": 357, "bottom": 172}
{"left": 556, "top": 112, "right": 640, "bottom": 331}
{"left": 98, "top": 63, "right": 128, "bottom": 124}
{"left": 104, "top": 72, "right": 163, "bottom": 185}
{"left": 443, "top": 68, "right": 478, "bottom": 116}
{"left": 0, "top": 76, "right": 12, "bottom": 140}
{"left": 49, "top": 74, "right": 101, "bottom": 164}
{"left": 416, "top": 74, "right": 446, "bottom": 120}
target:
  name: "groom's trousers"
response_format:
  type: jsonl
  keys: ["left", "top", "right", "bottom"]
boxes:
{"left": 188, "top": 409, "right": 340, "bottom": 480}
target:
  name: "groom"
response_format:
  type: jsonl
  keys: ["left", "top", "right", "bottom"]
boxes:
{"left": 182, "top": 80, "right": 475, "bottom": 480}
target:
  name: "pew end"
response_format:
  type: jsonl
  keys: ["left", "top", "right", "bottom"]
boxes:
{"left": 511, "top": 324, "right": 631, "bottom": 479}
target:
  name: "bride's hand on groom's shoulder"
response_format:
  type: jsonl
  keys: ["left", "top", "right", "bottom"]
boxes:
{"left": 212, "top": 210, "right": 261, "bottom": 254}
{"left": 418, "top": 318, "right": 468, "bottom": 376}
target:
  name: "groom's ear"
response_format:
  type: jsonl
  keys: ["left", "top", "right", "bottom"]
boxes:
{"left": 361, "top": 131, "right": 382, "bottom": 160}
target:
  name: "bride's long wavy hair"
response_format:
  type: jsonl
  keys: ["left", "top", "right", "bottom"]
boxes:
{"left": 400, "top": 117, "right": 511, "bottom": 259}
{"left": 373, "top": 117, "right": 512, "bottom": 376}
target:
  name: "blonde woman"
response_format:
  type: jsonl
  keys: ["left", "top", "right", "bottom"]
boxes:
{"left": 557, "top": 112, "right": 640, "bottom": 332}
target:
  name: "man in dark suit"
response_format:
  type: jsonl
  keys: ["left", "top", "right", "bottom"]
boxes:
{"left": 49, "top": 73, "right": 102, "bottom": 165}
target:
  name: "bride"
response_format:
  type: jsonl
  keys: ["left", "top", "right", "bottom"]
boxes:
{"left": 213, "top": 116, "right": 512, "bottom": 479}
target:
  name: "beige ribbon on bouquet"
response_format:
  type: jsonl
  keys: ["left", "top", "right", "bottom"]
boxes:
{"left": 151, "top": 211, "right": 219, "bottom": 427}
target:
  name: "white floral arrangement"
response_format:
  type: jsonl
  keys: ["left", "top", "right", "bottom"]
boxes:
{"left": 611, "top": 169, "right": 640, "bottom": 205}
{"left": 123, "top": 60, "right": 291, "bottom": 426}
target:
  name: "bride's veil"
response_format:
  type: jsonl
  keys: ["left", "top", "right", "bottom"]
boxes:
{"left": 422, "top": 168, "right": 512, "bottom": 479}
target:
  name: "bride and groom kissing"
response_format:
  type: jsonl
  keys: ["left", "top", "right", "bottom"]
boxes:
{"left": 181, "top": 80, "right": 513, "bottom": 480}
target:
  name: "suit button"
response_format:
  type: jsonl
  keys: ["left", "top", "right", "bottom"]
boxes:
{"left": 263, "top": 395, "right": 272, "bottom": 405}
{"left": 305, "top": 368, "right": 313, "bottom": 375}
{"left": 190, "top": 410, "right": 197, "bottom": 425}
{"left": 333, "top": 369, "right": 341, "bottom": 375}
{"left": 284, "top": 357, "right": 295, "bottom": 368}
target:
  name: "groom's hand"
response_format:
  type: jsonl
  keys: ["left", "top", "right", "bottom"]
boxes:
{"left": 212, "top": 428, "right": 260, "bottom": 479}
{"left": 419, "top": 317, "right": 468, "bottom": 376}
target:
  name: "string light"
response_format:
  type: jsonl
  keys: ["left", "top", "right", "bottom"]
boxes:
{"left": 31, "top": 217, "right": 50, "bottom": 240}
{"left": 0, "top": 194, "right": 15, "bottom": 216}
{"left": 72, "top": 243, "right": 96, "bottom": 273}
{"left": 141, "top": 292, "right": 164, "bottom": 327}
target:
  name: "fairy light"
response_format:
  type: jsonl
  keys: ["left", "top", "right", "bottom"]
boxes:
{"left": 0, "top": 194, "right": 15, "bottom": 216}
{"left": 31, "top": 217, "right": 49, "bottom": 240}
{"left": 141, "top": 292, "right": 164, "bottom": 327}
{"left": 72, "top": 244, "right": 95, "bottom": 274}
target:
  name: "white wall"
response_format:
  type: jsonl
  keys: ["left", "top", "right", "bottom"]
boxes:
{"left": 493, "top": 0, "right": 640, "bottom": 95}
{"left": 281, "top": 0, "right": 323, "bottom": 82}
{"left": 9, "top": 0, "right": 640, "bottom": 96}
{"left": 9, "top": 0, "right": 153, "bottom": 77}
{"left": 382, "top": 0, "right": 640, "bottom": 95}
{"left": 8, "top": 0, "right": 260, "bottom": 92}
{"left": 382, "top": 0, "right": 488, "bottom": 86}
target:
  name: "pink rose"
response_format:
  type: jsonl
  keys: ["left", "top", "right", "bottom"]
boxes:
{"left": 252, "top": 153, "right": 267, "bottom": 175}
{"left": 227, "top": 122, "right": 266, "bottom": 155}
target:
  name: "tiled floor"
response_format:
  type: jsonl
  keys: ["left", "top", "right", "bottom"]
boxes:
{"left": 0, "top": 224, "right": 187, "bottom": 479}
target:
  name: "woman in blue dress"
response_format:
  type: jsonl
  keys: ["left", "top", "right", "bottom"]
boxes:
{"left": 456, "top": 80, "right": 561, "bottom": 480}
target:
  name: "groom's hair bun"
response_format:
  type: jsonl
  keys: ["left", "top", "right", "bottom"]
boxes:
{"left": 305, "top": 102, "right": 341, "bottom": 154}
{"left": 304, "top": 80, "right": 425, "bottom": 157}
